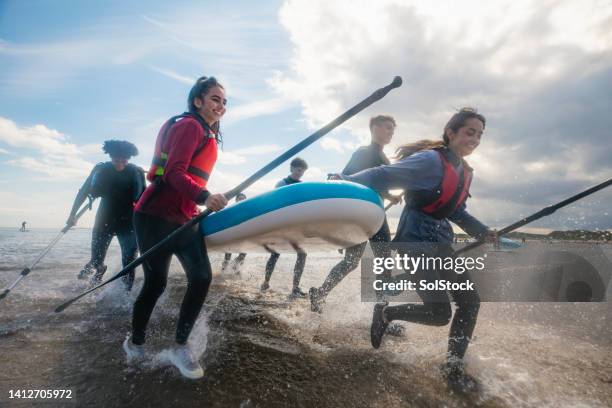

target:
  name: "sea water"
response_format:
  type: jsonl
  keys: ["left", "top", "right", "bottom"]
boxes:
{"left": 0, "top": 228, "right": 611, "bottom": 407}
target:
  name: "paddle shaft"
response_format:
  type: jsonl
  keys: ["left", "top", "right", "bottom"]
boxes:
{"left": 455, "top": 177, "right": 612, "bottom": 256}
{"left": 0, "top": 201, "right": 92, "bottom": 302}
{"left": 54, "top": 76, "right": 403, "bottom": 312}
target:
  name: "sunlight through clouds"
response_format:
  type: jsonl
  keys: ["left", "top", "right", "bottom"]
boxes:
{"left": 273, "top": 0, "right": 612, "bottom": 228}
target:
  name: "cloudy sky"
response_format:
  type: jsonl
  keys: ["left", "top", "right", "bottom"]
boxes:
{"left": 0, "top": 0, "right": 610, "bottom": 232}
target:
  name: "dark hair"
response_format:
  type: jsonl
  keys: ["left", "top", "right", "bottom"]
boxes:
{"left": 290, "top": 157, "right": 308, "bottom": 169}
{"left": 103, "top": 140, "right": 138, "bottom": 159}
{"left": 395, "top": 107, "right": 486, "bottom": 161}
{"left": 441, "top": 107, "right": 485, "bottom": 144}
{"left": 188, "top": 76, "right": 225, "bottom": 134}
{"left": 369, "top": 115, "right": 396, "bottom": 129}
{"left": 236, "top": 193, "right": 247, "bottom": 201}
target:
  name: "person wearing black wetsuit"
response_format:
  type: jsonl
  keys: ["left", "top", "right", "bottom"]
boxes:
{"left": 221, "top": 193, "right": 248, "bottom": 274}
{"left": 67, "top": 140, "right": 144, "bottom": 290}
{"left": 260, "top": 157, "right": 309, "bottom": 299}
{"left": 309, "top": 115, "right": 401, "bottom": 312}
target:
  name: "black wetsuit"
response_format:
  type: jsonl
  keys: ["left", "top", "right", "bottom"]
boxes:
{"left": 70, "top": 162, "right": 145, "bottom": 289}
{"left": 263, "top": 176, "right": 307, "bottom": 291}
{"left": 223, "top": 252, "right": 247, "bottom": 270}
{"left": 314, "top": 143, "right": 392, "bottom": 299}
{"left": 223, "top": 196, "right": 248, "bottom": 272}
{"left": 132, "top": 212, "right": 212, "bottom": 345}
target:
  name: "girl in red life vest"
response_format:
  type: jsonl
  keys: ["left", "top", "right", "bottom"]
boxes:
{"left": 123, "top": 76, "right": 228, "bottom": 379}
{"left": 338, "top": 108, "right": 497, "bottom": 393}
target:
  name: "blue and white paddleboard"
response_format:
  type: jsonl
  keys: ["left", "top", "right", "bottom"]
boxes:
{"left": 200, "top": 181, "right": 384, "bottom": 252}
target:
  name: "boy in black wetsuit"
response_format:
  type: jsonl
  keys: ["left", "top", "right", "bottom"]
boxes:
{"left": 310, "top": 115, "right": 401, "bottom": 312}
{"left": 221, "top": 193, "right": 248, "bottom": 274}
{"left": 260, "top": 157, "right": 309, "bottom": 299}
{"left": 67, "top": 140, "right": 145, "bottom": 290}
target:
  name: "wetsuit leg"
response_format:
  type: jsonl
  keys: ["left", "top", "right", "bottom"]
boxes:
{"left": 446, "top": 270, "right": 480, "bottom": 360}
{"left": 116, "top": 225, "right": 138, "bottom": 291}
{"left": 383, "top": 249, "right": 480, "bottom": 360}
{"left": 384, "top": 243, "right": 452, "bottom": 326}
{"left": 263, "top": 245, "right": 280, "bottom": 284}
{"left": 317, "top": 219, "right": 391, "bottom": 298}
{"left": 233, "top": 253, "right": 247, "bottom": 272}
{"left": 174, "top": 225, "right": 213, "bottom": 345}
{"left": 317, "top": 242, "right": 367, "bottom": 298}
{"left": 221, "top": 253, "right": 231, "bottom": 271}
{"left": 369, "top": 220, "right": 393, "bottom": 302}
{"left": 291, "top": 244, "right": 307, "bottom": 290}
{"left": 131, "top": 212, "right": 174, "bottom": 345}
{"left": 90, "top": 227, "right": 113, "bottom": 269}
{"left": 383, "top": 246, "right": 453, "bottom": 326}
{"left": 370, "top": 219, "right": 391, "bottom": 260}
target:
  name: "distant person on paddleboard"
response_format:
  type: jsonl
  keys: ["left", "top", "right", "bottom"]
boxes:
{"left": 335, "top": 108, "right": 497, "bottom": 394}
{"left": 260, "top": 157, "right": 310, "bottom": 299}
{"left": 310, "top": 115, "right": 402, "bottom": 313}
{"left": 66, "top": 140, "right": 144, "bottom": 290}
{"left": 221, "top": 193, "right": 248, "bottom": 275}
{"left": 20, "top": 221, "right": 26, "bottom": 231}
{"left": 123, "top": 76, "right": 228, "bottom": 380}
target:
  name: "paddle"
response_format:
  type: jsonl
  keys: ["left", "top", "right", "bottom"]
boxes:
{"left": 379, "top": 177, "right": 611, "bottom": 295}
{"left": 454, "top": 177, "right": 612, "bottom": 256}
{"left": 0, "top": 199, "right": 94, "bottom": 303}
{"left": 54, "top": 76, "right": 403, "bottom": 313}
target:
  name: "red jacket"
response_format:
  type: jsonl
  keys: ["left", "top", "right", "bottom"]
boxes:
{"left": 135, "top": 116, "right": 217, "bottom": 224}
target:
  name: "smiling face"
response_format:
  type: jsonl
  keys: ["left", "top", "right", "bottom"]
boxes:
{"left": 194, "top": 85, "right": 227, "bottom": 126}
{"left": 446, "top": 117, "right": 484, "bottom": 157}
{"left": 371, "top": 119, "right": 395, "bottom": 146}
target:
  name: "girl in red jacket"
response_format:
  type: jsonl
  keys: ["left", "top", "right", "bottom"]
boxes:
{"left": 123, "top": 76, "right": 228, "bottom": 379}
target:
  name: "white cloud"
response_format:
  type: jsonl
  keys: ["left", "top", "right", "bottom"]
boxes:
{"left": 0, "top": 37, "right": 157, "bottom": 91}
{"left": 206, "top": 168, "right": 277, "bottom": 198}
{"left": 217, "top": 151, "right": 246, "bottom": 165}
{"left": 147, "top": 65, "right": 195, "bottom": 85}
{"left": 319, "top": 137, "right": 345, "bottom": 153}
{"left": 7, "top": 156, "right": 91, "bottom": 179}
{"left": 232, "top": 144, "right": 282, "bottom": 156}
{"left": 273, "top": 0, "right": 612, "bottom": 229}
{"left": 302, "top": 165, "right": 324, "bottom": 180}
{"left": 0, "top": 117, "right": 93, "bottom": 179}
{"left": 79, "top": 143, "right": 104, "bottom": 155}
{"left": 319, "top": 137, "right": 359, "bottom": 154}
{"left": 218, "top": 144, "right": 284, "bottom": 165}
{"left": 224, "top": 98, "right": 295, "bottom": 125}
{"left": 275, "top": 0, "right": 612, "bottom": 138}
{"left": 0, "top": 117, "right": 79, "bottom": 155}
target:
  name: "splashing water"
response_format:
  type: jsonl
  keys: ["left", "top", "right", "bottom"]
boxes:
{"left": 1, "top": 228, "right": 611, "bottom": 407}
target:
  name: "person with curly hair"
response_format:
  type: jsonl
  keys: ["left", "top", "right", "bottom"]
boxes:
{"left": 67, "top": 140, "right": 145, "bottom": 291}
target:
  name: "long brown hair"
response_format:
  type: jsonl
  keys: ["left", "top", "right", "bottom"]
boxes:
{"left": 394, "top": 108, "right": 486, "bottom": 161}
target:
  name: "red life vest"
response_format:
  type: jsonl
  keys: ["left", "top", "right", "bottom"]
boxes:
{"left": 147, "top": 113, "right": 218, "bottom": 188}
{"left": 420, "top": 148, "right": 472, "bottom": 219}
